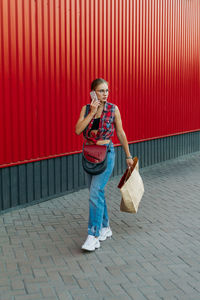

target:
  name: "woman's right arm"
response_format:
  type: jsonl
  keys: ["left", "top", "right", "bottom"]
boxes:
{"left": 75, "top": 100, "right": 99, "bottom": 135}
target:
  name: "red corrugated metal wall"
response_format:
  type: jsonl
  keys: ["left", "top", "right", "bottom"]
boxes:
{"left": 0, "top": 0, "right": 199, "bottom": 167}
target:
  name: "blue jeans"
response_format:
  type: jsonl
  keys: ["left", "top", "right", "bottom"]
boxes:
{"left": 86, "top": 143, "right": 115, "bottom": 237}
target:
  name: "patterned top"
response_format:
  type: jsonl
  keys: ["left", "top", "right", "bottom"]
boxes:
{"left": 83, "top": 102, "right": 116, "bottom": 143}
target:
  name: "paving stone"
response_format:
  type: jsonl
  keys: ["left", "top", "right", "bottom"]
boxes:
{"left": 0, "top": 152, "right": 200, "bottom": 300}
{"left": 57, "top": 292, "right": 73, "bottom": 300}
{"left": 11, "top": 279, "right": 25, "bottom": 290}
{"left": 122, "top": 286, "right": 148, "bottom": 300}
{"left": 14, "top": 294, "right": 42, "bottom": 300}
{"left": 0, "top": 278, "right": 10, "bottom": 287}
{"left": 91, "top": 279, "right": 111, "bottom": 293}
{"left": 0, "top": 289, "right": 26, "bottom": 300}
{"left": 40, "top": 286, "right": 57, "bottom": 298}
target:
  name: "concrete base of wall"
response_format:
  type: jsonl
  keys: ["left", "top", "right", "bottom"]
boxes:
{"left": 1, "top": 131, "right": 200, "bottom": 213}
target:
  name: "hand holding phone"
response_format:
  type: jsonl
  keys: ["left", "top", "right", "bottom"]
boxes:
{"left": 89, "top": 91, "right": 100, "bottom": 115}
{"left": 90, "top": 91, "right": 98, "bottom": 102}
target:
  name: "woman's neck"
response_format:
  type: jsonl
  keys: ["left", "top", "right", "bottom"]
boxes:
{"left": 99, "top": 101, "right": 106, "bottom": 107}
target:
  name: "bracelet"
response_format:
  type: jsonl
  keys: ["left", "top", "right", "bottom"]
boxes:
{"left": 126, "top": 156, "right": 132, "bottom": 160}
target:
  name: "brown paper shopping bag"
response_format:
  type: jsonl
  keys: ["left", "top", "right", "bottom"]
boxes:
{"left": 118, "top": 157, "right": 144, "bottom": 213}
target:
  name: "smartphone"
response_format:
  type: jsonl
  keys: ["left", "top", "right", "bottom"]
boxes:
{"left": 90, "top": 91, "right": 98, "bottom": 102}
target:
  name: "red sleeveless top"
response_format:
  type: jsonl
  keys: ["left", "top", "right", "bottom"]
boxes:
{"left": 83, "top": 102, "right": 115, "bottom": 143}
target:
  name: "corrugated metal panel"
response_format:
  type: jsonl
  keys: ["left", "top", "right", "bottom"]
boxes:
{"left": 1, "top": 131, "right": 200, "bottom": 213}
{"left": 0, "top": 0, "right": 200, "bottom": 167}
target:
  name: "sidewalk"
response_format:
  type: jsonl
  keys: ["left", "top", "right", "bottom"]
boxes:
{"left": 0, "top": 151, "right": 200, "bottom": 300}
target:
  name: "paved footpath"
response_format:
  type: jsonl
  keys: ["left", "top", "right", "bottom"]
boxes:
{"left": 1, "top": 152, "right": 200, "bottom": 300}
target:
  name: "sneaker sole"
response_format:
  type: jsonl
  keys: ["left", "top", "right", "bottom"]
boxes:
{"left": 99, "top": 232, "right": 112, "bottom": 242}
{"left": 81, "top": 242, "right": 100, "bottom": 252}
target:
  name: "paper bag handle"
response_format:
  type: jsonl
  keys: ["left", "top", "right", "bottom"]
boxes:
{"left": 118, "top": 156, "right": 138, "bottom": 188}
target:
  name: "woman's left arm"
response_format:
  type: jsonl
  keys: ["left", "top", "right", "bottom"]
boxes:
{"left": 114, "top": 106, "right": 133, "bottom": 168}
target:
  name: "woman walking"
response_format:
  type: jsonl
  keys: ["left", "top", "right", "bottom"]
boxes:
{"left": 75, "top": 78, "right": 133, "bottom": 251}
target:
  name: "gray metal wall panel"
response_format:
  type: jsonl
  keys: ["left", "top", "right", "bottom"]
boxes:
{"left": 73, "top": 155, "right": 79, "bottom": 190}
{"left": 26, "top": 164, "right": 34, "bottom": 204}
{"left": 41, "top": 161, "right": 48, "bottom": 199}
{"left": 61, "top": 157, "right": 67, "bottom": 193}
{"left": 55, "top": 158, "right": 61, "bottom": 194}
{"left": 34, "top": 162, "right": 41, "bottom": 201}
{"left": 18, "top": 165, "right": 27, "bottom": 205}
{"left": 2, "top": 168, "right": 10, "bottom": 210}
{"left": 10, "top": 166, "right": 19, "bottom": 207}
{"left": 78, "top": 155, "right": 86, "bottom": 188}
{"left": 1, "top": 131, "right": 200, "bottom": 213}
{"left": 67, "top": 156, "right": 73, "bottom": 191}
{"left": 48, "top": 160, "right": 55, "bottom": 196}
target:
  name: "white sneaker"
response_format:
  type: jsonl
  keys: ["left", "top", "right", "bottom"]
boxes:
{"left": 99, "top": 227, "right": 112, "bottom": 241}
{"left": 81, "top": 235, "right": 100, "bottom": 251}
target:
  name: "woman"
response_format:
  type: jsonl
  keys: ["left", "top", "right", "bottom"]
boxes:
{"left": 75, "top": 78, "right": 133, "bottom": 251}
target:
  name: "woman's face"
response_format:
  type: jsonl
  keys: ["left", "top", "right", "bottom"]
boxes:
{"left": 94, "top": 83, "right": 109, "bottom": 102}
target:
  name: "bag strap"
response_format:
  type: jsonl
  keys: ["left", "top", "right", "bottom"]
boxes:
{"left": 84, "top": 104, "right": 90, "bottom": 117}
{"left": 83, "top": 104, "right": 97, "bottom": 145}
{"left": 83, "top": 104, "right": 91, "bottom": 143}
